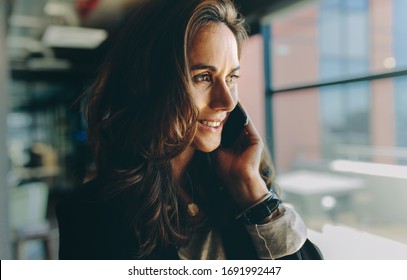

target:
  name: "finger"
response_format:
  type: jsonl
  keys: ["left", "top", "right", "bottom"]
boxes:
{"left": 242, "top": 118, "right": 263, "bottom": 145}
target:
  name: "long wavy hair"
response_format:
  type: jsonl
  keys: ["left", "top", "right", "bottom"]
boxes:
{"left": 82, "top": 0, "right": 273, "bottom": 258}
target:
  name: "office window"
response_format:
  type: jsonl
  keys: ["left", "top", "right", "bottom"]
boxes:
{"left": 395, "top": 77, "right": 407, "bottom": 151}
{"left": 394, "top": 0, "right": 407, "bottom": 67}
{"left": 320, "top": 82, "right": 370, "bottom": 159}
{"left": 266, "top": 0, "right": 407, "bottom": 252}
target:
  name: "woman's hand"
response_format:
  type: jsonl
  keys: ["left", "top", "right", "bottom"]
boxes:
{"left": 213, "top": 116, "right": 270, "bottom": 209}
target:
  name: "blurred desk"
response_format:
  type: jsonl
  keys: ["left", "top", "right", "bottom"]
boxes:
{"left": 276, "top": 170, "right": 365, "bottom": 220}
{"left": 308, "top": 224, "right": 407, "bottom": 259}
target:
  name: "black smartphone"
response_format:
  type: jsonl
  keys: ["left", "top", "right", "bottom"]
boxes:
{"left": 221, "top": 102, "right": 249, "bottom": 148}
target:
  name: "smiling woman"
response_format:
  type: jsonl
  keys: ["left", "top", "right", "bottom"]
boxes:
{"left": 56, "top": 0, "right": 321, "bottom": 260}
{"left": 188, "top": 23, "right": 239, "bottom": 153}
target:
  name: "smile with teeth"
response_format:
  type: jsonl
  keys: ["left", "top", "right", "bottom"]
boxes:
{"left": 199, "top": 120, "right": 222, "bottom": 128}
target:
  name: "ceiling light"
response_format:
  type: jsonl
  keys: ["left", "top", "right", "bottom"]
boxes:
{"left": 42, "top": 25, "right": 107, "bottom": 49}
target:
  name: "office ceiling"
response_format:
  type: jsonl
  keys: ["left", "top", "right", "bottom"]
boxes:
{"left": 5, "top": 0, "right": 303, "bottom": 81}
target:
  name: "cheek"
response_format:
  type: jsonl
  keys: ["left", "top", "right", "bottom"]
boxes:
{"left": 231, "top": 85, "right": 239, "bottom": 101}
{"left": 191, "top": 92, "right": 208, "bottom": 112}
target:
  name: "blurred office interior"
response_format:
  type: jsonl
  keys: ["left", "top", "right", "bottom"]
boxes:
{"left": 1, "top": 0, "right": 407, "bottom": 260}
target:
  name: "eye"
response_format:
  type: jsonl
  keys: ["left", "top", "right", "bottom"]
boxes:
{"left": 226, "top": 74, "right": 240, "bottom": 86}
{"left": 193, "top": 73, "right": 212, "bottom": 83}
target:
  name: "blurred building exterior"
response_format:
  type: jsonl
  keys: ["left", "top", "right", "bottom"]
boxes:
{"left": 262, "top": 0, "right": 407, "bottom": 247}
{"left": 239, "top": 0, "right": 407, "bottom": 253}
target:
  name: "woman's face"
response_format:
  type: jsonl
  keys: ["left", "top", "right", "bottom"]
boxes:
{"left": 188, "top": 23, "right": 240, "bottom": 152}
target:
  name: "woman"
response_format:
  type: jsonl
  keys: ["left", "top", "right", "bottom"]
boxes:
{"left": 57, "top": 0, "right": 321, "bottom": 260}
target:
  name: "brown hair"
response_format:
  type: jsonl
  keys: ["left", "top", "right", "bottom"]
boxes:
{"left": 82, "top": 0, "right": 269, "bottom": 258}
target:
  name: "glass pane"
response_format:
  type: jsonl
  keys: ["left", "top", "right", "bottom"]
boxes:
{"left": 272, "top": 77, "right": 407, "bottom": 246}
{"left": 395, "top": 77, "right": 407, "bottom": 164}
{"left": 270, "top": 0, "right": 407, "bottom": 89}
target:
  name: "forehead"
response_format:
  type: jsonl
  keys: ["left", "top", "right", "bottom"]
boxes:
{"left": 188, "top": 23, "right": 239, "bottom": 65}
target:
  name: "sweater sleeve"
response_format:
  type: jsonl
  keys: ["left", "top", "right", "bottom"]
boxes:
{"left": 244, "top": 204, "right": 307, "bottom": 259}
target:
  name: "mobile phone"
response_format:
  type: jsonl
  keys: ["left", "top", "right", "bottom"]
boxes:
{"left": 221, "top": 102, "right": 249, "bottom": 148}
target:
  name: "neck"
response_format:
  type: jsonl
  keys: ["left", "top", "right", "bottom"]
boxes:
{"left": 171, "top": 146, "right": 195, "bottom": 183}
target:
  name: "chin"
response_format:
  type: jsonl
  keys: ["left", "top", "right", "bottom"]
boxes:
{"left": 192, "top": 138, "right": 221, "bottom": 153}
{"left": 198, "top": 146, "right": 219, "bottom": 153}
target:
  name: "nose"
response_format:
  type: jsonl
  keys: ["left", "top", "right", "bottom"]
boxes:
{"left": 209, "top": 80, "right": 236, "bottom": 112}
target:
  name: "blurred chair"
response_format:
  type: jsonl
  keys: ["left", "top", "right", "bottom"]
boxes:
{"left": 8, "top": 181, "right": 52, "bottom": 259}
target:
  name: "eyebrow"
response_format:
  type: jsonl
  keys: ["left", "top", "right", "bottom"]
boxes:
{"left": 191, "top": 64, "right": 240, "bottom": 74}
